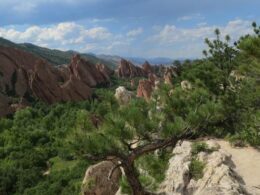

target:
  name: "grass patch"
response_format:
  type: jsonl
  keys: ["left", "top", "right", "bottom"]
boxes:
{"left": 191, "top": 142, "right": 216, "bottom": 155}
{"left": 120, "top": 176, "right": 132, "bottom": 194}
{"left": 189, "top": 158, "right": 205, "bottom": 180}
{"left": 49, "top": 156, "right": 79, "bottom": 172}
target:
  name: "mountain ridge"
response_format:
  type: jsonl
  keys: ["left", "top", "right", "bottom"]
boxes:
{"left": 0, "top": 37, "right": 117, "bottom": 69}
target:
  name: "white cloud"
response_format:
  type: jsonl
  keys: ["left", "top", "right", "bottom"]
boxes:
{"left": 0, "top": 22, "right": 133, "bottom": 55}
{"left": 0, "top": 22, "right": 113, "bottom": 44}
{"left": 127, "top": 27, "right": 143, "bottom": 37}
{"left": 145, "top": 19, "right": 253, "bottom": 58}
{"left": 81, "top": 27, "right": 112, "bottom": 40}
{"left": 90, "top": 18, "right": 116, "bottom": 23}
{"left": 148, "top": 19, "right": 252, "bottom": 45}
{"left": 177, "top": 13, "right": 204, "bottom": 21}
{"left": 0, "top": 19, "right": 254, "bottom": 58}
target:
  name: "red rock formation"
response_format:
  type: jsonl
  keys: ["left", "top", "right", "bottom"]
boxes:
{"left": 69, "top": 54, "right": 111, "bottom": 87}
{"left": 0, "top": 46, "right": 112, "bottom": 116}
{"left": 142, "top": 61, "right": 154, "bottom": 75}
{"left": 163, "top": 67, "right": 177, "bottom": 85}
{"left": 116, "top": 59, "right": 146, "bottom": 78}
{"left": 148, "top": 73, "right": 160, "bottom": 87}
{"left": 96, "top": 63, "right": 114, "bottom": 81}
{"left": 136, "top": 80, "right": 154, "bottom": 101}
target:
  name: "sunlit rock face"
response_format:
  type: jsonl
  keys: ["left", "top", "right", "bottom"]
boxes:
{"left": 181, "top": 80, "right": 192, "bottom": 90}
{"left": 116, "top": 59, "right": 146, "bottom": 78}
{"left": 82, "top": 161, "right": 122, "bottom": 195}
{"left": 159, "top": 140, "right": 249, "bottom": 195}
{"left": 142, "top": 61, "right": 154, "bottom": 75}
{"left": 115, "top": 86, "right": 134, "bottom": 105}
{"left": 136, "top": 79, "right": 154, "bottom": 101}
{"left": 0, "top": 47, "right": 112, "bottom": 116}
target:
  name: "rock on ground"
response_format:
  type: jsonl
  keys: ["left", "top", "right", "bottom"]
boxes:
{"left": 115, "top": 86, "right": 134, "bottom": 105}
{"left": 82, "top": 161, "right": 122, "bottom": 195}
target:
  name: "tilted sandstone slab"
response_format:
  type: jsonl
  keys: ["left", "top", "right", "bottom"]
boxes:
{"left": 136, "top": 79, "right": 154, "bottom": 101}
{"left": 116, "top": 59, "right": 146, "bottom": 78}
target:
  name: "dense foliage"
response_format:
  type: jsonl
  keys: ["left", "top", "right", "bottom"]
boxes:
{"left": 0, "top": 23, "right": 259, "bottom": 194}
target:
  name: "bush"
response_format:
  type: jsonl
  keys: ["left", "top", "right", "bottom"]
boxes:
{"left": 189, "top": 158, "right": 205, "bottom": 180}
{"left": 191, "top": 142, "right": 216, "bottom": 155}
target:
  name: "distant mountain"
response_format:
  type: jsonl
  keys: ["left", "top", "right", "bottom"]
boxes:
{"left": 97, "top": 54, "right": 175, "bottom": 66}
{"left": 96, "top": 54, "right": 122, "bottom": 66}
{"left": 126, "top": 57, "right": 174, "bottom": 65}
{"left": 0, "top": 37, "right": 117, "bottom": 69}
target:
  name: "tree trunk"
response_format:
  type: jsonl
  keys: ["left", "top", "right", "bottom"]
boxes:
{"left": 122, "top": 162, "right": 147, "bottom": 195}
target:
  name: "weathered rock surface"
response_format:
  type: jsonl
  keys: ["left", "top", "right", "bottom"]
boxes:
{"left": 69, "top": 55, "right": 111, "bottom": 87}
{"left": 116, "top": 59, "right": 146, "bottom": 78}
{"left": 142, "top": 61, "right": 154, "bottom": 75}
{"left": 115, "top": 86, "right": 134, "bottom": 105}
{"left": 82, "top": 161, "right": 122, "bottom": 195}
{"left": 181, "top": 80, "right": 192, "bottom": 90}
{"left": 136, "top": 80, "right": 154, "bottom": 101}
{"left": 163, "top": 67, "right": 177, "bottom": 85}
{"left": 160, "top": 140, "right": 249, "bottom": 195}
{"left": 0, "top": 46, "right": 112, "bottom": 116}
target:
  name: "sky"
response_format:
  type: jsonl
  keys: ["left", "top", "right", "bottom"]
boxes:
{"left": 0, "top": 0, "right": 259, "bottom": 59}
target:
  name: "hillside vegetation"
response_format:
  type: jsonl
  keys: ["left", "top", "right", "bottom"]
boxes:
{"left": 0, "top": 23, "right": 259, "bottom": 195}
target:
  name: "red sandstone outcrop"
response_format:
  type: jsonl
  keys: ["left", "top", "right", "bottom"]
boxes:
{"left": 148, "top": 73, "right": 160, "bottom": 87}
{"left": 116, "top": 59, "right": 146, "bottom": 78}
{"left": 96, "top": 63, "right": 114, "bottom": 81}
{"left": 136, "top": 80, "right": 154, "bottom": 101}
{"left": 69, "top": 55, "right": 111, "bottom": 87}
{"left": 0, "top": 46, "right": 112, "bottom": 117}
{"left": 142, "top": 61, "right": 154, "bottom": 74}
{"left": 163, "top": 67, "right": 177, "bottom": 85}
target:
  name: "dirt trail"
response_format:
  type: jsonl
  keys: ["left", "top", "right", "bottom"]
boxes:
{"left": 217, "top": 140, "right": 260, "bottom": 194}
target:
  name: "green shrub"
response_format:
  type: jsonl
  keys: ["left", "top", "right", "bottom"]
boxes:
{"left": 191, "top": 142, "right": 216, "bottom": 156}
{"left": 189, "top": 158, "right": 205, "bottom": 180}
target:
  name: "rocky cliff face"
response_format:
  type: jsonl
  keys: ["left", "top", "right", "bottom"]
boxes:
{"left": 115, "top": 59, "right": 177, "bottom": 87}
{"left": 116, "top": 59, "right": 146, "bottom": 78}
{"left": 0, "top": 46, "right": 112, "bottom": 116}
{"left": 142, "top": 61, "right": 154, "bottom": 75}
{"left": 159, "top": 140, "right": 250, "bottom": 195}
{"left": 136, "top": 80, "right": 154, "bottom": 101}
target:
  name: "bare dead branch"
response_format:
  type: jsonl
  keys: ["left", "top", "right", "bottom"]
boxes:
{"left": 108, "top": 163, "right": 122, "bottom": 180}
